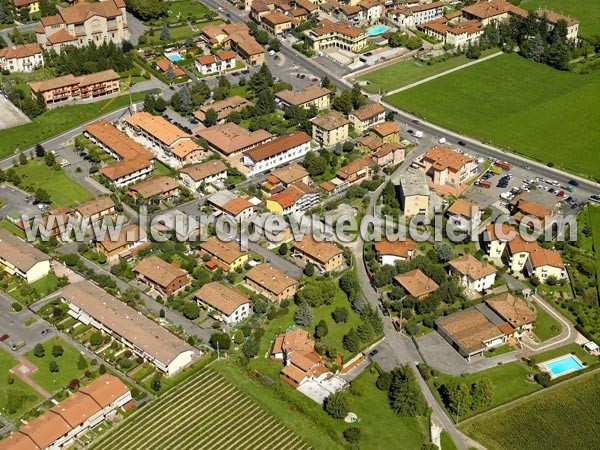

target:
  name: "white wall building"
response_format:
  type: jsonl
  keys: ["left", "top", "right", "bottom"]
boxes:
{"left": 242, "top": 131, "right": 312, "bottom": 177}
{"left": 0, "top": 43, "right": 44, "bottom": 72}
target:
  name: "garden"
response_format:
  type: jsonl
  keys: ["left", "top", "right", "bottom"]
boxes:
{"left": 0, "top": 348, "right": 42, "bottom": 419}
{"left": 1, "top": 271, "right": 66, "bottom": 305}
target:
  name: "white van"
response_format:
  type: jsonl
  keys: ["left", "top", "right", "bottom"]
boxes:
{"left": 413, "top": 130, "right": 424, "bottom": 139}
{"left": 438, "top": 137, "right": 447, "bottom": 144}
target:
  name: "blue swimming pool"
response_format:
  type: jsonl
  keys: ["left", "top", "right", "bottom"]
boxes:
{"left": 367, "top": 25, "right": 389, "bottom": 36}
{"left": 166, "top": 53, "right": 182, "bottom": 63}
{"left": 544, "top": 355, "right": 583, "bottom": 376}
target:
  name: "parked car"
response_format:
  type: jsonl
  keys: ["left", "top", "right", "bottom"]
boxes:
{"left": 589, "top": 194, "right": 600, "bottom": 203}
{"left": 568, "top": 179, "right": 580, "bottom": 186}
{"left": 458, "top": 140, "right": 466, "bottom": 146}
{"left": 368, "top": 349, "right": 378, "bottom": 358}
{"left": 0, "top": 334, "right": 8, "bottom": 342}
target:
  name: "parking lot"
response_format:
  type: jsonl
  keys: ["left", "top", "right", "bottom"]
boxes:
{"left": 0, "top": 184, "right": 43, "bottom": 219}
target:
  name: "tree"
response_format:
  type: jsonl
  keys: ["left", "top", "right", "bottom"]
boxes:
{"left": 471, "top": 378, "right": 493, "bottom": 408}
{"left": 278, "top": 242, "right": 288, "bottom": 256}
{"left": 143, "top": 93, "right": 156, "bottom": 113}
{"left": 151, "top": 374, "right": 161, "bottom": 391}
{"left": 436, "top": 244, "right": 453, "bottom": 262}
{"left": 68, "top": 379, "right": 80, "bottom": 390}
{"left": 99, "top": 364, "right": 107, "bottom": 375}
{"left": 294, "top": 302, "right": 313, "bottom": 327}
{"left": 155, "top": 96, "right": 167, "bottom": 113}
{"left": 388, "top": 366, "right": 428, "bottom": 417}
{"left": 233, "top": 330, "right": 245, "bottom": 345}
{"left": 357, "top": 319, "right": 374, "bottom": 343}
{"left": 49, "top": 360, "right": 59, "bottom": 373}
{"left": 183, "top": 302, "right": 200, "bottom": 320}
{"left": 204, "top": 108, "right": 218, "bottom": 127}
{"left": 332, "top": 307, "right": 348, "bottom": 323}
{"left": 351, "top": 84, "right": 366, "bottom": 109}
{"left": 314, "top": 319, "right": 329, "bottom": 339}
{"left": 332, "top": 90, "right": 353, "bottom": 114}
{"left": 466, "top": 44, "right": 481, "bottom": 59}
{"left": 339, "top": 271, "right": 359, "bottom": 301}
{"left": 343, "top": 328, "right": 359, "bottom": 353}
{"left": 255, "top": 30, "right": 269, "bottom": 45}
{"left": 352, "top": 295, "right": 367, "bottom": 314}
{"left": 210, "top": 332, "right": 231, "bottom": 351}
{"left": 534, "top": 371, "right": 551, "bottom": 388}
{"left": 227, "top": 110, "right": 242, "bottom": 124}
{"left": 33, "top": 343, "right": 45, "bottom": 358}
{"left": 268, "top": 38, "right": 281, "bottom": 51}
{"left": 35, "top": 188, "right": 51, "bottom": 204}
{"left": 303, "top": 262, "right": 315, "bottom": 277}
{"left": 18, "top": 151, "right": 27, "bottom": 166}
{"left": 34, "top": 143, "right": 45, "bottom": 158}
{"left": 343, "top": 427, "right": 361, "bottom": 445}
{"left": 52, "top": 344, "right": 64, "bottom": 357}
{"left": 360, "top": 304, "right": 383, "bottom": 335}
{"left": 324, "top": 391, "right": 349, "bottom": 419}
{"left": 302, "top": 151, "right": 327, "bottom": 177}
{"left": 440, "top": 381, "right": 471, "bottom": 416}
{"left": 254, "top": 89, "right": 275, "bottom": 115}
{"left": 321, "top": 76, "right": 336, "bottom": 92}
{"left": 160, "top": 23, "right": 171, "bottom": 41}
{"left": 77, "top": 354, "right": 88, "bottom": 370}
{"left": 376, "top": 372, "right": 392, "bottom": 391}
{"left": 165, "top": 65, "right": 176, "bottom": 84}
{"left": 243, "top": 338, "right": 260, "bottom": 358}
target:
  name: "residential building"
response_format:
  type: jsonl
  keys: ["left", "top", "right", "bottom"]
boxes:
{"left": 311, "top": 111, "right": 350, "bottom": 148}
{"left": 349, "top": 102, "right": 385, "bottom": 133}
{"left": 319, "top": 178, "right": 349, "bottom": 196}
{"left": 358, "top": 0, "right": 385, "bottom": 24}
{"left": 356, "top": 134, "right": 384, "bottom": 153}
{"left": 304, "top": 19, "right": 368, "bottom": 53}
{"left": 124, "top": 112, "right": 204, "bottom": 167}
{"left": 194, "top": 50, "right": 237, "bottom": 75}
{"left": 261, "top": 163, "right": 311, "bottom": 196}
{"left": 485, "top": 293, "right": 536, "bottom": 337}
{"left": 536, "top": 7, "right": 579, "bottom": 40}
{"left": 208, "top": 190, "right": 256, "bottom": 221}
{"left": 101, "top": 158, "right": 154, "bottom": 187}
{"left": 84, "top": 120, "right": 154, "bottom": 162}
{"left": 242, "top": 131, "right": 312, "bottom": 177}
{"left": 62, "top": 281, "right": 195, "bottom": 375}
{"left": 371, "top": 142, "right": 405, "bottom": 168}
{"left": 369, "top": 121, "right": 401, "bottom": 144}
{"left": 29, "top": 69, "right": 120, "bottom": 104}
{"left": 199, "top": 236, "right": 249, "bottom": 272}
{"left": 435, "top": 306, "right": 507, "bottom": 360}
{"left": 229, "top": 30, "right": 265, "bottom": 66}
{"left": 419, "top": 145, "right": 479, "bottom": 188}
{"left": 275, "top": 85, "right": 332, "bottom": 110}
{"left": 95, "top": 224, "right": 148, "bottom": 261}
{"left": 292, "top": 234, "right": 343, "bottom": 273}
{"left": 461, "top": 0, "right": 527, "bottom": 26}
{"left": 337, "top": 4, "right": 361, "bottom": 23}
{"left": 266, "top": 182, "right": 319, "bottom": 216}
{"left": 505, "top": 235, "right": 539, "bottom": 273}
{"left": 179, "top": 159, "right": 228, "bottom": 192}
{"left": 418, "top": 18, "right": 483, "bottom": 48}
{"left": 449, "top": 254, "right": 496, "bottom": 292}
{"left": 36, "top": 206, "right": 74, "bottom": 239}
{"left": 525, "top": 248, "right": 567, "bottom": 283}
{"left": 252, "top": 212, "right": 292, "bottom": 246}
{"left": 388, "top": 6, "right": 416, "bottom": 28}
{"left": 0, "top": 43, "right": 44, "bottom": 72}
{"left": 134, "top": 255, "right": 190, "bottom": 296}
{"left": 0, "top": 229, "right": 50, "bottom": 283}
{"left": 394, "top": 269, "right": 439, "bottom": 299}
{"left": 446, "top": 198, "right": 481, "bottom": 232}
{"left": 193, "top": 96, "right": 253, "bottom": 125}
{"left": 407, "top": 1, "right": 444, "bottom": 25}
{"left": 35, "top": 0, "right": 128, "bottom": 52}
{"left": 197, "top": 122, "right": 273, "bottom": 158}
{"left": 271, "top": 328, "right": 329, "bottom": 388}
{"left": 399, "top": 170, "right": 429, "bottom": 216}
{"left": 481, "top": 223, "right": 514, "bottom": 259}
{"left": 509, "top": 190, "right": 560, "bottom": 227}
{"left": 245, "top": 263, "right": 298, "bottom": 303}
{"left": 9, "top": 0, "right": 39, "bottom": 14}
{"left": 374, "top": 238, "right": 417, "bottom": 265}
{"left": 336, "top": 156, "right": 372, "bottom": 185}
{"left": 261, "top": 10, "right": 293, "bottom": 34}
{"left": 155, "top": 57, "right": 186, "bottom": 79}
{"left": 128, "top": 176, "right": 179, "bottom": 201}
{"left": 196, "top": 282, "right": 251, "bottom": 324}
{"left": 75, "top": 196, "right": 116, "bottom": 225}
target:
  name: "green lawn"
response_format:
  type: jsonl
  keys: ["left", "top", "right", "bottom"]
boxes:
{"left": 6, "top": 272, "right": 61, "bottom": 305}
{"left": 441, "top": 431, "right": 459, "bottom": 450}
{"left": 521, "top": 0, "right": 600, "bottom": 37}
{"left": 430, "top": 361, "right": 541, "bottom": 420}
{"left": 0, "top": 219, "right": 25, "bottom": 238}
{"left": 385, "top": 54, "right": 600, "bottom": 179}
{"left": 460, "top": 371, "right": 600, "bottom": 450}
{"left": 588, "top": 205, "right": 600, "bottom": 287}
{"left": 532, "top": 302, "right": 561, "bottom": 341}
{"left": 358, "top": 50, "right": 498, "bottom": 94}
{"left": 158, "top": 0, "right": 214, "bottom": 24}
{"left": 25, "top": 336, "right": 91, "bottom": 393}
{"left": 0, "top": 348, "right": 43, "bottom": 419}
{"left": 144, "top": 20, "right": 223, "bottom": 45}
{"left": 528, "top": 343, "right": 598, "bottom": 367}
{"left": 14, "top": 159, "right": 94, "bottom": 207}
{"left": 0, "top": 92, "right": 147, "bottom": 159}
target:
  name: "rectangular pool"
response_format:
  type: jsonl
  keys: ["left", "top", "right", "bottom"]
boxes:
{"left": 166, "top": 52, "right": 182, "bottom": 63}
{"left": 542, "top": 355, "right": 583, "bottom": 378}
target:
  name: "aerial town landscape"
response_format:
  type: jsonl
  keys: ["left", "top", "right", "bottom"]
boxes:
{"left": 0, "top": 0, "right": 598, "bottom": 447}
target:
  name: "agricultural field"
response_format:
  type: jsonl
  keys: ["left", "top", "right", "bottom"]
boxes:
{"left": 520, "top": 0, "right": 600, "bottom": 37}
{"left": 460, "top": 371, "right": 600, "bottom": 450}
{"left": 89, "top": 368, "right": 310, "bottom": 450}
{"left": 385, "top": 54, "right": 600, "bottom": 179}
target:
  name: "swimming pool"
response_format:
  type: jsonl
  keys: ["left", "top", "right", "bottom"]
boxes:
{"left": 367, "top": 25, "right": 389, "bottom": 36}
{"left": 165, "top": 52, "right": 182, "bottom": 63}
{"left": 542, "top": 355, "right": 584, "bottom": 378}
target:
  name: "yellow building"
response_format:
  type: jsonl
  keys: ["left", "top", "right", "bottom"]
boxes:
{"left": 261, "top": 10, "right": 293, "bottom": 34}
{"left": 200, "top": 236, "right": 249, "bottom": 272}
{"left": 11, "top": 0, "right": 40, "bottom": 15}
{"left": 311, "top": 111, "right": 350, "bottom": 148}
{"left": 369, "top": 121, "right": 401, "bottom": 144}
{"left": 304, "top": 20, "right": 368, "bottom": 53}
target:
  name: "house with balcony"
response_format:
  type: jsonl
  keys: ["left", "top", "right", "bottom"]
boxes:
{"left": 311, "top": 111, "right": 350, "bottom": 148}
{"left": 349, "top": 102, "right": 385, "bottom": 133}
{"left": 242, "top": 131, "right": 312, "bottom": 177}
{"left": 449, "top": 254, "right": 496, "bottom": 292}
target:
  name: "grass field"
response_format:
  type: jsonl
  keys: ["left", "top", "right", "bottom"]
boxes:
{"left": 528, "top": 343, "right": 598, "bottom": 367}
{"left": 588, "top": 205, "right": 600, "bottom": 288}
{"left": 24, "top": 336, "right": 91, "bottom": 393}
{"left": 0, "top": 92, "right": 147, "bottom": 159}
{"left": 0, "top": 348, "right": 42, "bottom": 419}
{"left": 14, "top": 159, "right": 94, "bottom": 207}
{"left": 89, "top": 366, "right": 311, "bottom": 450}
{"left": 385, "top": 54, "right": 600, "bottom": 179}
{"left": 460, "top": 371, "right": 600, "bottom": 450}
{"left": 521, "top": 0, "right": 600, "bottom": 37}
{"left": 144, "top": 20, "right": 223, "bottom": 45}
{"left": 441, "top": 431, "right": 459, "bottom": 450}
{"left": 532, "top": 302, "right": 562, "bottom": 341}
{"left": 0, "top": 219, "right": 25, "bottom": 238}
{"left": 358, "top": 50, "right": 498, "bottom": 93}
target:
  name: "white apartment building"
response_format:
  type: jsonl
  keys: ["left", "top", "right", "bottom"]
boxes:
{"left": 0, "top": 43, "right": 44, "bottom": 72}
{"left": 242, "top": 131, "right": 312, "bottom": 177}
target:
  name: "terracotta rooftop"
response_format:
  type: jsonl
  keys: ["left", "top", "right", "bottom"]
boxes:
{"left": 483, "top": 223, "right": 514, "bottom": 242}
{"left": 58, "top": 0, "right": 124, "bottom": 24}
{"left": 51, "top": 392, "right": 101, "bottom": 428}
{"left": 75, "top": 196, "right": 115, "bottom": 218}
{"left": 76, "top": 69, "right": 119, "bottom": 87}
{"left": 449, "top": 254, "right": 496, "bottom": 280}
{"left": 535, "top": 7, "right": 579, "bottom": 26}
{"left": 529, "top": 247, "right": 564, "bottom": 269}
{"left": 128, "top": 176, "right": 178, "bottom": 199}
{"left": 244, "top": 131, "right": 311, "bottom": 163}
{"left": 101, "top": 158, "right": 152, "bottom": 181}
{"left": 485, "top": 293, "right": 536, "bottom": 328}
{"left": 134, "top": 255, "right": 188, "bottom": 288}
{"left": 0, "top": 229, "right": 49, "bottom": 273}
{"left": 28, "top": 73, "right": 79, "bottom": 93}
{"left": 462, "top": 0, "right": 526, "bottom": 19}
{"left": 262, "top": 9, "right": 292, "bottom": 25}
{"left": 200, "top": 236, "right": 248, "bottom": 264}
{"left": 350, "top": 102, "right": 385, "bottom": 121}
{"left": 18, "top": 410, "right": 71, "bottom": 449}
{"left": 269, "top": 163, "right": 309, "bottom": 185}
{"left": 311, "top": 110, "right": 350, "bottom": 131}
{"left": 196, "top": 282, "right": 249, "bottom": 316}
{"left": 221, "top": 197, "right": 254, "bottom": 216}
{"left": 373, "top": 141, "right": 405, "bottom": 158}
{"left": 292, "top": 234, "right": 342, "bottom": 265}
{"left": 374, "top": 238, "right": 417, "bottom": 259}
{"left": 275, "top": 85, "right": 332, "bottom": 106}
{"left": 357, "top": 134, "right": 384, "bottom": 152}
{"left": 180, "top": 159, "right": 228, "bottom": 182}
{"left": 394, "top": 269, "right": 439, "bottom": 298}
{"left": 337, "top": 156, "right": 372, "bottom": 179}
{"left": 269, "top": 182, "right": 315, "bottom": 209}
{"left": 0, "top": 432, "right": 38, "bottom": 450}
{"left": 62, "top": 281, "right": 194, "bottom": 367}
{"left": 437, "top": 308, "right": 504, "bottom": 354}
{"left": 96, "top": 224, "right": 144, "bottom": 253}
{"left": 423, "top": 145, "right": 474, "bottom": 172}
{"left": 410, "top": 0, "right": 443, "bottom": 12}
{"left": 197, "top": 122, "right": 272, "bottom": 155}
{"left": 369, "top": 121, "right": 401, "bottom": 137}
{"left": 0, "top": 43, "right": 42, "bottom": 59}
{"left": 46, "top": 28, "right": 76, "bottom": 45}
{"left": 311, "top": 21, "right": 366, "bottom": 38}
{"left": 194, "top": 96, "right": 253, "bottom": 122}
{"left": 125, "top": 111, "right": 192, "bottom": 147}
{"left": 156, "top": 57, "right": 186, "bottom": 78}
{"left": 245, "top": 263, "right": 297, "bottom": 295}
{"left": 447, "top": 198, "right": 479, "bottom": 218}
{"left": 507, "top": 235, "right": 539, "bottom": 254}
{"left": 84, "top": 120, "right": 154, "bottom": 161}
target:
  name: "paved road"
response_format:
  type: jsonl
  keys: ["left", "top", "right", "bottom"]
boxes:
{"left": 248, "top": 242, "right": 303, "bottom": 280}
